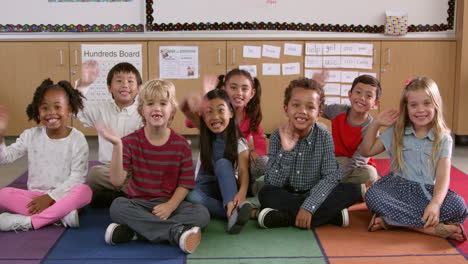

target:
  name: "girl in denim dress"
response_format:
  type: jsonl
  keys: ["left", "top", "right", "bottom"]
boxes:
{"left": 361, "top": 76, "right": 468, "bottom": 242}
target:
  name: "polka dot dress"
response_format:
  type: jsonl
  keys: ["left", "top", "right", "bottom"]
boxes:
{"left": 366, "top": 173, "right": 468, "bottom": 228}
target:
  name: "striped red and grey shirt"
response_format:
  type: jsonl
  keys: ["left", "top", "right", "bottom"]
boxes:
{"left": 122, "top": 127, "right": 195, "bottom": 201}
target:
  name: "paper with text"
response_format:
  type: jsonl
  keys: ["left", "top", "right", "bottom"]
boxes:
{"left": 81, "top": 44, "right": 143, "bottom": 102}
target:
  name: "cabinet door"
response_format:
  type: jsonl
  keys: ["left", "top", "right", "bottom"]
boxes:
{"left": 148, "top": 41, "right": 226, "bottom": 135}
{"left": 227, "top": 41, "right": 304, "bottom": 134}
{"left": 0, "top": 42, "right": 70, "bottom": 136}
{"left": 380, "top": 41, "right": 455, "bottom": 128}
{"left": 69, "top": 42, "right": 149, "bottom": 136}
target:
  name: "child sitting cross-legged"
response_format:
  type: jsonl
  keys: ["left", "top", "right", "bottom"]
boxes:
{"left": 98, "top": 79, "right": 210, "bottom": 254}
{"left": 257, "top": 77, "right": 362, "bottom": 230}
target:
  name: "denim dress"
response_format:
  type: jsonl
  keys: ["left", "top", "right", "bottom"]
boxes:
{"left": 365, "top": 126, "right": 468, "bottom": 228}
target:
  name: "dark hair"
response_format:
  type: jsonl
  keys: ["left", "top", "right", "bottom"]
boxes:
{"left": 199, "top": 89, "right": 242, "bottom": 175}
{"left": 284, "top": 77, "right": 325, "bottom": 111}
{"left": 217, "top": 69, "right": 262, "bottom": 133}
{"left": 350, "top": 75, "right": 382, "bottom": 100}
{"left": 26, "top": 78, "right": 85, "bottom": 124}
{"left": 106, "top": 62, "right": 143, "bottom": 87}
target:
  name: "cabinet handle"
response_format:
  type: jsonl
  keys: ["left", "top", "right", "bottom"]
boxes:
{"left": 232, "top": 48, "right": 236, "bottom": 65}
{"left": 217, "top": 48, "right": 221, "bottom": 65}
{"left": 386, "top": 48, "right": 391, "bottom": 65}
{"left": 74, "top": 49, "right": 79, "bottom": 66}
{"left": 372, "top": 48, "right": 376, "bottom": 65}
{"left": 59, "top": 49, "right": 63, "bottom": 65}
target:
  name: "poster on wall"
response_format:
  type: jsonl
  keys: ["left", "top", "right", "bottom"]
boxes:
{"left": 81, "top": 44, "right": 143, "bottom": 103}
{"left": 159, "top": 46, "right": 199, "bottom": 79}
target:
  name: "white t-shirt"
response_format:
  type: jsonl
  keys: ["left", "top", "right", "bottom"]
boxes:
{"left": 0, "top": 127, "right": 89, "bottom": 200}
{"left": 75, "top": 86, "right": 143, "bottom": 164}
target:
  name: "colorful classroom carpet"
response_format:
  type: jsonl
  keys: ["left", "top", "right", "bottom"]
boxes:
{"left": 1, "top": 160, "right": 468, "bottom": 264}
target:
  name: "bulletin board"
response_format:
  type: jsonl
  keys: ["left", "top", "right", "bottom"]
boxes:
{"left": 0, "top": 0, "right": 144, "bottom": 32}
{"left": 146, "top": 0, "right": 455, "bottom": 33}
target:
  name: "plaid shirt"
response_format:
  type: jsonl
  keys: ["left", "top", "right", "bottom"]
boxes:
{"left": 265, "top": 123, "right": 341, "bottom": 214}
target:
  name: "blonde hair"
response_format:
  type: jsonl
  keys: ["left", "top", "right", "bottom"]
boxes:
{"left": 137, "top": 79, "right": 178, "bottom": 125}
{"left": 392, "top": 76, "right": 449, "bottom": 172}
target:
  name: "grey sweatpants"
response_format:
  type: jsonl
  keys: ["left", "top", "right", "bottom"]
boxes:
{"left": 110, "top": 197, "right": 210, "bottom": 245}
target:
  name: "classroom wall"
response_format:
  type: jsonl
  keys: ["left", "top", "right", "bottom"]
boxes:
{"left": 0, "top": 0, "right": 453, "bottom": 36}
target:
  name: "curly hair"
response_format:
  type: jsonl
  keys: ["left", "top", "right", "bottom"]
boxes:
{"left": 26, "top": 78, "right": 85, "bottom": 124}
{"left": 283, "top": 77, "right": 325, "bottom": 111}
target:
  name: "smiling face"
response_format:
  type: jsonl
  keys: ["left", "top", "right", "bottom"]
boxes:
{"left": 222, "top": 74, "right": 255, "bottom": 110}
{"left": 284, "top": 87, "right": 322, "bottom": 138}
{"left": 406, "top": 89, "right": 435, "bottom": 132}
{"left": 108, "top": 72, "right": 139, "bottom": 108}
{"left": 348, "top": 82, "right": 380, "bottom": 114}
{"left": 141, "top": 95, "right": 174, "bottom": 129}
{"left": 38, "top": 89, "right": 71, "bottom": 138}
{"left": 202, "top": 97, "right": 234, "bottom": 134}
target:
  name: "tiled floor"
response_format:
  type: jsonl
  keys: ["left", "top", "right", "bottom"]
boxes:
{"left": 1, "top": 135, "right": 468, "bottom": 188}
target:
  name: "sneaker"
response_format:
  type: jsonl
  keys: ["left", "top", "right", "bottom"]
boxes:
{"left": 178, "top": 225, "right": 201, "bottom": 254}
{"left": 104, "top": 223, "right": 137, "bottom": 245}
{"left": 0, "top": 213, "right": 32, "bottom": 231}
{"left": 257, "top": 208, "right": 290, "bottom": 229}
{"left": 227, "top": 201, "right": 255, "bottom": 234}
{"left": 60, "top": 210, "right": 79, "bottom": 228}
{"left": 330, "top": 209, "right": 349, "bottom": 227}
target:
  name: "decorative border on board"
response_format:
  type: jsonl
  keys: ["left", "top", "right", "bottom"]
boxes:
{"left": 146, "top": 0, "right": 455, "bottom": 33}
{"left": 0, "top": 24, "right": 144, "bottom": 33}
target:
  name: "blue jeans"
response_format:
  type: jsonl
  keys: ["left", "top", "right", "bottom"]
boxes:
{"left": 186, "top": 158, "right": 237, "bottom": 218}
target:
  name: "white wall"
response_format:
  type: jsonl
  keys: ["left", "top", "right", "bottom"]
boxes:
{"left": 150, "top": 0, "right": 449, "bottom": 26}
{"left": 0, "top": 0, "right": 144, "bottom": 25}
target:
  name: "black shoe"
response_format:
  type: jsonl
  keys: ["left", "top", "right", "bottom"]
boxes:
{"left": 329, "top": 209, "right": 349, "bottom": 227}
{"left": 90, "top": 190, "right": 124, "bottom": 208}
{"left": 227, "top": 201, "right": 255, "bottom": 234}
{"left": 104, "top": 223, "right": 136, "bottom": 245}
{"left": 257, "top": 208, "right": 291, "bottom": 228}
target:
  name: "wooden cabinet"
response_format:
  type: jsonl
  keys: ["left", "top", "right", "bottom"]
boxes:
{"left": 69, "top": 41, "right": 149, "bottom": 136}
{"left": 380, "top": 41, "right": 456, "bottom": 128}
{"left": 227, "top": 41, "right": 304, "bottom": 134}
{"left": 148, "top": 41, "right": 226, "bottom": 135}
{"left": 0, "top": 39, "right": 458, "bottom": 136}
{"left": 0, "top": 42, "right": 70, "bottom": 136}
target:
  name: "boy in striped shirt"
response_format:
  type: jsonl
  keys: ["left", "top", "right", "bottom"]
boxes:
{"left": 97, "top": 79, "right": 209, "bottom": 254}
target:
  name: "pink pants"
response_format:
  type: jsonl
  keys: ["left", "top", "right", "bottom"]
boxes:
{"left": 0, "top": 184, "right": 92, "bottom": 229}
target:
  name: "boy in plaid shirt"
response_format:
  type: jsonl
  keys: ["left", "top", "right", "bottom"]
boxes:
{"left": 257, "top": 78, "right": 361, "bottom": 229}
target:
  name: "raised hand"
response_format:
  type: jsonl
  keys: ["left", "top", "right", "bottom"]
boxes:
{"left": 311, "top": 69, "right": 329, "bottom": 87}
{"left": 95, "top": 121, "right": 121, "bottom": 145}
{"left": 374, "top": 109, "right": 400, "bottom": 127}
{"left": 279, "top": 122, "right": 299, "bottom": 152}
{"left": 202, "top": 75, "right": 218, "bottom": 95}
{"left": 0, "top": 105, "right": 9, "bottom": 136}
{"left": 79, "top": 60, "right": 99, "bottom": 88}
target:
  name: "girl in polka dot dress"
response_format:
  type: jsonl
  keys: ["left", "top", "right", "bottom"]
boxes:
{"left": 360, "top": 76, "right": 468, "bottom": 242}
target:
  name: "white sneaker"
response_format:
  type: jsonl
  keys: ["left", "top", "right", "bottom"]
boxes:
{"left": 0, "top": 213, "right": 32, "bottom": 231}
{"left": 178, "top": 226, "right": 201, "bottom": 254}
{"left": 341, "top": 209, "right": 349, "bottom": 227}
{"left": 60, "top": 210, "right": 79, "bottom": 228}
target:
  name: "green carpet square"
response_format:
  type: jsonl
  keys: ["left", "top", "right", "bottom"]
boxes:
{"left": 187, "top": 219, "right": 325, "bottom": 264}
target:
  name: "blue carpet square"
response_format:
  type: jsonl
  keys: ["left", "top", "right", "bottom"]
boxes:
{"left": 44, "top": 207, "right": 185, "bottom": 264}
